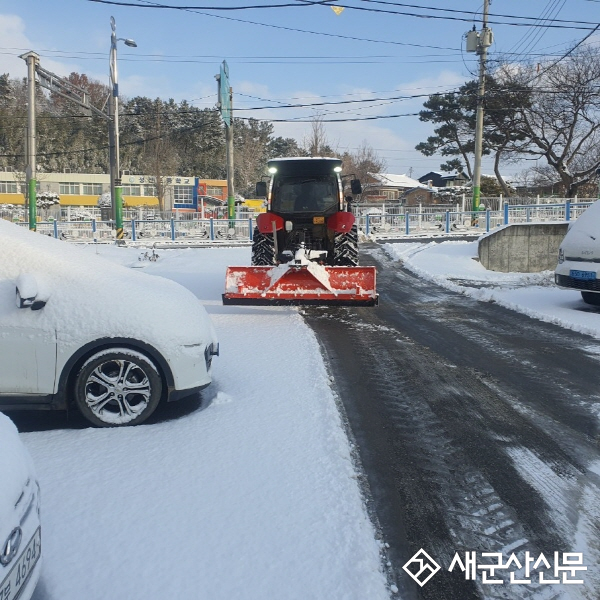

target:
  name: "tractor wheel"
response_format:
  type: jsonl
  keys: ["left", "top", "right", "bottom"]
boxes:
{"left": 251, "top": 227, "right": 276, "bottom": 265}
{"left": 332, "top": 224, "right": 359, "bottom": 266}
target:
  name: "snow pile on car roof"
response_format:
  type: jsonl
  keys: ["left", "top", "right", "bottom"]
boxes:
{"left": 0, "top": 220, "right": 216, "bottom": 353}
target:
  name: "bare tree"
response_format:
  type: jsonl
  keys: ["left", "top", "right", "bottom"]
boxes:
{"left": 139, "top": 102, "right": 179, "bottom": 213}
{"left": 504, "top": 47, "right": 600, "bottom": 197}
{"left": 303, "top": 114, "right": 336, "bottom": 156}
{"left": 340, "top": 141, "right": 386, "bottom": 201}
{"left": 342, "top": 140, "right": 386, "bottom": 183}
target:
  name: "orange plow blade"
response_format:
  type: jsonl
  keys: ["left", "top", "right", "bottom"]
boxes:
{"left": 222, "top": 264, "right": 378, "bottom": 306}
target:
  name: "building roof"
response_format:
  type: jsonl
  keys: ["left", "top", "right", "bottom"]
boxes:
{"left": 368, "top": 173, "right": 425, "bottom": 189}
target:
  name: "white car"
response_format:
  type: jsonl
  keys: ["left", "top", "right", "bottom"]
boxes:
{"left": 0, "top": 219, "right": 219, "bottom": 427}
{"left": 0, "top": 413, "right": 41, "bottom": 600}
{"left": 555, "top": 200, "right": 600, "bottom": 306}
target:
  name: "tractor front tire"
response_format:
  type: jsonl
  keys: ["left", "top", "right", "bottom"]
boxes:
{"left": 332, "top": 224, "right": 359, "bottom": 266}
{"left": 251, "top": 227, "right": 276, "bottom": 265}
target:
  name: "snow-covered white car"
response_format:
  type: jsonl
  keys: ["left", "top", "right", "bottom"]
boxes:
{"left": 0, "top": 219, "right": 219, "bottom": 427}
{"left": 0, "top": 412, "right": 41, "bottom": 600}
{"left": 555, "top": 199, "right": 600, "bottom": 305}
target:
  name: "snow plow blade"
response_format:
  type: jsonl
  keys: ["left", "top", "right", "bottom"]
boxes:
{"left": 222, "top": 264, "right": 378, "bottom": 306}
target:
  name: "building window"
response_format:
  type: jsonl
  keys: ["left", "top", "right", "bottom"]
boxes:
{"left": 382, "top": 189, "right": 397, "bottom": 200}
{"left": 82, "top": 183, "right": 103, "bottom": 195}
{"left": 207, "top": 186, "right": 223, "bottom": 197}
{"left": 0, "top": 181, "right": 18, "bottom": 193}
{"left": 174, "top": 185, "right": 193, "bottom": 204}
{"left": 122, "top": 185, "right": 141, "bottom": 196}
{"left": 59, "top": 182, "right": 80, "bottom": 195}
{"left": 143, "top": 185, "right": 157, "bottom": 196}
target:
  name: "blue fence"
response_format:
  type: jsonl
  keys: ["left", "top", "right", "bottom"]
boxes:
{"left": 16, "top": 201, "right": 593, "bottom": 243}
{"left": 362, "top": 201, "right": 592, "bottom": 237}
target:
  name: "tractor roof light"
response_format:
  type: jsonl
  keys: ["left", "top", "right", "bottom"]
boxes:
{"left": 268, "top": 167, "right": 278, "bottom": 174}
{"left": 334, "top": 166, "right": 342, "bottom": 173}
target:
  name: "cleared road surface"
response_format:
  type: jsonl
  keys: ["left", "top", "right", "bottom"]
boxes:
{"left": 303, "top": 245, "right": 600, "bottom": 600}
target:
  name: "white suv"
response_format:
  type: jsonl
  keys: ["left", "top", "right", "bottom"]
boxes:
{"left": 0, "top": 219, "right": 218, "bottom": 427}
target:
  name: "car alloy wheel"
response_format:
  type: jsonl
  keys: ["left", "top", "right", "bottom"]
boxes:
{"left": 74, "top": 348, "right": 162, "bottom": 427}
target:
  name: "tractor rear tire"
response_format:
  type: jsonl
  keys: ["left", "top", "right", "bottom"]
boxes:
{"left": 251, "top": 227, "right": 276, "bottom": 265}
{"left": 332, "top": 224, "right": 359, "bottom": 266}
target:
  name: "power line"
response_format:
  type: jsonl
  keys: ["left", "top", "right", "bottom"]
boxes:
{"left": 90, "top": 0, "right": 600, "bottom": 29}
{"left": 88, "top": 0, "right": 335, "bottom": 9}
{"left": 87, "top": 0, "right": 462, "bottom": 50}
{"left": 356, "top": 0, "right": 596, "bottom": 28}
{"left": 506, "top": 0, "right": 563, "bottom": 58}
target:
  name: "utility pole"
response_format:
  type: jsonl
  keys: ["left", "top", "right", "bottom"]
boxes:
{"left": 226, "top": 90, "right": 235, "bottom": 226}
{"left": 21, "top": 52, "right": 39, "bottom": 231}
{"left": 21, "top": 48, "right": 135, "bottom": 239}
{"left": 109, "top": 16, "right": 137, "bottom": 241}
{"left": 216, "top": 60, "right": 235, "bottom": 226}
{"left": 110, "top": 16, "right": 123, "bottom": 240}
{"left": 467, "top": 0, "right": 493, "bottom": 217}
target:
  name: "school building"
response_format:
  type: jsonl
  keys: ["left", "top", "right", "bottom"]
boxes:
{"left": 0, "top": 169, "right": 228, "bottom": 211}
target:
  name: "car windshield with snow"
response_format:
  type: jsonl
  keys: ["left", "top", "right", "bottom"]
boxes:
{"left": 0, "top": 219, "right": 219, "bottom": 427}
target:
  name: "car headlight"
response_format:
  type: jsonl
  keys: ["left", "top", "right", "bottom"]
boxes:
{"left": 558, "top": 248, "right": 564, "bottom": 264}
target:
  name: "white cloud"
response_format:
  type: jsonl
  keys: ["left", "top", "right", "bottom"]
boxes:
{"left": 0, "top": 14, "right": 83, "bottom": 79}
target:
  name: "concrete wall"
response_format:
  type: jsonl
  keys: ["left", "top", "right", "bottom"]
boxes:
{"left": 478, "top": 222, "right": 569, "bottom": 272}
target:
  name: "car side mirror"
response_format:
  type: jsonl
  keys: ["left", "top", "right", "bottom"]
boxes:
{"left": 15, "top": 273, "right": 49, "bottom": 311}
{"left": 256, "top": 181, "right": 267, "bottom": 197}
{"left": 350, "top": 179, "right": 362, "bottom": 195}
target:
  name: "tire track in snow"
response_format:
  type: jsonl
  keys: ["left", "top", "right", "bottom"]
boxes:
{"left": 302, "top": 248, "right": 600, "bottom": 599}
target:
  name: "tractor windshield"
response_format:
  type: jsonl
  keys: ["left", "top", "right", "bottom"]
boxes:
{"left": 271, "top": 175, "right": 339, "bottom": 213}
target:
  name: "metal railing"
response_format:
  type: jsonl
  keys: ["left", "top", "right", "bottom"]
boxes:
{"left": 10, "top": 200, "right": 594, "bottom": 242}
{"left": 18, "top": 217, "right": 256, "bottom": 244}
{"left": 359, "top": 201, "right": 593, "bottom": 237}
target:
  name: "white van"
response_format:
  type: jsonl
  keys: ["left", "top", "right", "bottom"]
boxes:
{"left": 555, "top": 199, "right": 600, "bottom": 305}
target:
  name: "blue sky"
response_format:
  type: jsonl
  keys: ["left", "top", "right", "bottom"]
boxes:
{"left": 1, "top": 0, "right": 599, "bottom": 180}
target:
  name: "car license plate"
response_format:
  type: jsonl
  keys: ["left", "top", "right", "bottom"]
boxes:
{"left": 570, "top": 269, "right": 596, "bottom": 280}
{"left": 0, "top": 528, "right": 41, "bottom": 600}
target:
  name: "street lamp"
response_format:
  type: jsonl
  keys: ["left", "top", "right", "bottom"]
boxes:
{"left": 109, "top": 16, "right": 136, "bottom": 240}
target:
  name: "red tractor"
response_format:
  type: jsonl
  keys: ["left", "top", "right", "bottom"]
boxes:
{"left": 223, "top": 157, "right": 377, "bottom": 306}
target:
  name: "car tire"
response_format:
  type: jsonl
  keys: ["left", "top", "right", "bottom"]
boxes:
{"left": 581, "top": 291, "right": 600, "bottom": 306}
{"left": 73, "top": 348, "right": 162, "bottom": 427}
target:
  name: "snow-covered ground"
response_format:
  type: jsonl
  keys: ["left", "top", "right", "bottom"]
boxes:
{"left": 382, "top": 239, "right": 600, "bottom": 339}
{"left": 17, "top": 237, "right": 600, "bottom": 600}
{"left": 23, "top": 244, "right": 389, "bottom": 600}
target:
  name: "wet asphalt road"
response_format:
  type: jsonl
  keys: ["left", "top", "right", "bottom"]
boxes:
{"left": 302, "top": 244, "right": 600, "bottom": 600}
